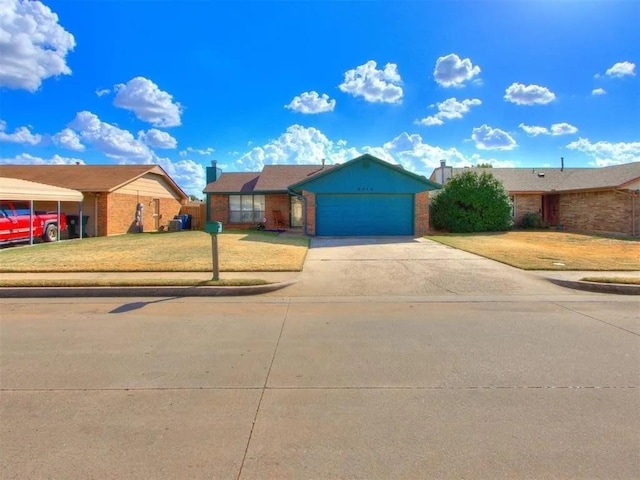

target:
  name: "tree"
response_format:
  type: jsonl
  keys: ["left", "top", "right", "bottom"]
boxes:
{"left": 430, "top": 170, "right": 512, "bottom": 232}
{"left": 189, "top": 194, "right": 202, "bottom": 202}
{"left": 475, "top": 163, "right": 493, "bottom": 168}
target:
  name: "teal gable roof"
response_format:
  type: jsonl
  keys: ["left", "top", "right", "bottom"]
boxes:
{"left": 289, "top": 154, "right": 441, "bottom": 194}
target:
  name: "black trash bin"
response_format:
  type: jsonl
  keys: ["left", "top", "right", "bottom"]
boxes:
{"left": 180, "top": 214, "right": 192, "bottom": 230}
{"left": 67, "top": 215, "right": 78, "bottom": 238}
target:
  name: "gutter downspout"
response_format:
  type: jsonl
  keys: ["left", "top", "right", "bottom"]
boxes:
{"left": 287, "top": 188, "right": 308, "bottom": 236}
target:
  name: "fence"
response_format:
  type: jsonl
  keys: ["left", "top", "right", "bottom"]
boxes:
{"left": 179, "top": 203, "right": 206, "bottom": 230}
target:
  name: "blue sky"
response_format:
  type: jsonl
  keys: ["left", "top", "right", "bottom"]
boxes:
{"left": 0, "top": 0, "right": 638, "bottom": 196}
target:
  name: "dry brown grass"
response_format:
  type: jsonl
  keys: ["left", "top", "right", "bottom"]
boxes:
{"left": 426, "top": 231, "right": 640, "bottom": 270}
{"left": 0, "top": 231, "right": 309, "bottom": 272}
{"left": 581, "top": 277, "right": 640, "bottom": 285}
{"left": 0, "top": 278, "right": 268, "bottom": 287}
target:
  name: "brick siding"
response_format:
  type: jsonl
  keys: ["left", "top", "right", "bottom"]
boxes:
{"left": 513, "top": 194, "right": 542, "bottom": 226}
{"left": 106, "top": 192, "right": 182, "bottom": 236}
{"left": 559, "top": 190, "right": 635, "bottom": 236}
{"left": 303, "top": 191, "right": 316, "bottom": 236}
{"left": 414, "top": 191, "right": 430, "bottom": 236}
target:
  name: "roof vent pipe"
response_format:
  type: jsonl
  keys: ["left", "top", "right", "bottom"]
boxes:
{"left": 561, "top": 157, "right": 564, "bottom": 172}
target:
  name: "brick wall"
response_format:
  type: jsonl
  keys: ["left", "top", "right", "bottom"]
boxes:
{"left": 303, "top": 191, "right": 316, "bottom": 236}
{"left": 559, "top": 190, "right": 634, "bottom": 235}
{"left": 513, "top": 194, "right": 542, "bottom": 226}
{"left": 414, "top": 191, "right": 430, "bottom": 236}
{"left": 106, "top": 192, "right": 182, "bottom": 236}
{"left": 265, "top": 193, "right": 290, "bottom": 229}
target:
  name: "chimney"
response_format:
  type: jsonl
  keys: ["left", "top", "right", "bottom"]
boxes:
{"left": 206, "top": 160, "right": 221, "bottom": 184}
{"left": 560, "top": 157, "right": 564, "bottom": 172}
{"left": 440, "top": 159, "right": 446, "bottom": 168}
{"left": 321, "top": 158, "right": 325, "bottom": 169}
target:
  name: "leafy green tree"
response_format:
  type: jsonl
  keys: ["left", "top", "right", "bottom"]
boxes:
{"left": 431, "top": 170, "right": 512, "bottom": 232}
{"left": 475, "top": 162, "right": 493, "bottom": 168}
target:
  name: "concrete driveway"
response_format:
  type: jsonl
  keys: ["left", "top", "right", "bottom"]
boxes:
{"left": 277, "top": 237, "right": 566, "bottom": 297}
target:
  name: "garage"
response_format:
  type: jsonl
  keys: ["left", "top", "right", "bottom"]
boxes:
{"left": 288, "top": 154, "right": 441, "bottom": 237}
{"left": 316, "top": 193, "right": 414, "bottom": 236}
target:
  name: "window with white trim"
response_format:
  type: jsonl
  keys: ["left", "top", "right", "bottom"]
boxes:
{"left": 229, "top": 195, "right": 265, "bottom": 223}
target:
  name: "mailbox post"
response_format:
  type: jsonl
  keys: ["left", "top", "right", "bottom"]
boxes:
{"left": 204, "top": 221, "right": 223, "bottom": 280}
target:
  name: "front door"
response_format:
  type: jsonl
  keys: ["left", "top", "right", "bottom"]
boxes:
{"left": 543, "top": 194, "right": 560, "bottom": 226}
{"left": 290, "top": 196, "right": 303, "bottom": 227}
{"left": 152, "top": 198, "right": 160, "bottom": 230}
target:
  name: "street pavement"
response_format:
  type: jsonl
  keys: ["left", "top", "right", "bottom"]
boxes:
{"left": 1, "top": 294, "right": 639, "bottom": 479}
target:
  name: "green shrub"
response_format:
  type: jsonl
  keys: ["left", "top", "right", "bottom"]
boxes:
{"left": 431, "top": 170, "right": 512, "bottom": 233}
{"left": 519, "top": 212, "right": 547, "bottom": 229}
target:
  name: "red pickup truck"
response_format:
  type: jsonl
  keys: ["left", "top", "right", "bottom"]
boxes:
{"left": 0, "top": 201, "right": 68, "bottom": 244}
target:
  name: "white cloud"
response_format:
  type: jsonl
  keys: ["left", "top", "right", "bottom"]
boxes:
{"left": 0, "top": 0, "right": 75, "bottom": 92}
{"left": 605, "top": 61, "right": 636, "bottom": 78}
{"left": 550, "top": 122, "right": 578, "bottom": 136}
{"left": 155, "top": 157, "right": 205, "bottom": 197}
{"left": 504, "top": 83, "right": 556, "bottom": 105}
{"left": 113, "top": 77, "right": 183, "bottom": 127}
{"left": 566, "top": 138, "right": 640, "bottom": 166}
{"left": 591, "top": 88, "right": 606, "bottom": 96}
{"left": 519, "top": 122, "right": 578, "bottom": 136}
{"left": 471, "top": 125, "right": 517, "bottom": 150}
{"left": 339, "top": 60, "right": 403, "bottom": 104}
{"left": 518, "top": 123, "right": 549, "bottom": 136}
{"left": 95, "top": 88, "right": 111, "bottom": 97}
{"left": 416, "top": 97, "right": 481, "bottom": 126}
{"left": 138, "top": 128, "right": 177, "bottom": 149}
{"left": 433, "top": 53, "right": 481, "bottom": 87}
{"left": 179, "top": 146, "right": 214, "bottom": 157}
{"left": 68, "top": 111, "right": 154, "bottom": 162}
{"left": 52, "top": 127, "right": 84, "bottom": 151}
{"left": 285, "top": 91, "right": 336, "bottom": 114}
{"left": 0, "top": 153, "right": 84, "bottom": 165}
{"left": 0, "top": 120, "right": 42, "bottom": 145}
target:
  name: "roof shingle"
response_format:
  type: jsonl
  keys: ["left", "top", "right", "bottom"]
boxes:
{"left": 203, "top": 164, "right": 333, "bottom": 193}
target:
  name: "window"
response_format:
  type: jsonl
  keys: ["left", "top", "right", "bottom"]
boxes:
{"left": 229, "top": 195, "right": 265, "bottom": 223}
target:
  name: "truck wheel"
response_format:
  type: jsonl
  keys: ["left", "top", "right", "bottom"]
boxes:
{"left": 43, "top": 224, "right": 58, "bottom": 242}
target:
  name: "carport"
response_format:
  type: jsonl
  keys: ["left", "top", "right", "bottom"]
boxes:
{"left": 0, "top": 177, "right": 84, "bottom": 245}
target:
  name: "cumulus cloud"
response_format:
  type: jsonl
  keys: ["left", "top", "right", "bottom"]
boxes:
{"left": 0, "top": 153, "right": 84, "bottom": 165}
{"left": 52, "top": 127, "right": 84, "bottom": 151}
{"left": 179, "top": 146, "right": 214, "bottom": 157}
{"left": 339, "top": 60, "right": 403, "bottom": 104}
{"left": 416, "top": 97, "right": 481, "bottom": 126}
{"left": 285, "top": 91, "right": 336, "bottom": 114}
{"left": 95, "top": 88, "right": 111, "bottom": 97}
{"left": 68, "top": 111, "right": 154, "bottom": 162}
{"left": 155, "top": 157, "right": 206, "bottom": 196}
{"left": 113, "top": 77, "right": 183, "bottom": 127}
{"left": 605, "top": 61, "right": 636, "bottom": 78}
{"left": 591, "top": 88, "right": 606, "bottom": 96}
{"left": 138, "top": 128, "right": 177, "bottom": 149}
{"left": 471, "top": 125, "right": 517, "bottom": 150}
{"left": 519, "top": 122, "right": 578, "bottom": 136}
{"left": 0, "top": 120, "right": 42, "bottom": 145}
{"left": 433, "top": 54, "right": 481, "bottom": 87}
{"left": 0, "top": 0, "right": 75, "bottom": 92}
{"left": 566, "top": 138, "right": 640, "bottom": 166}
{"left": 504, "top": 83, "right": 556, "bottom": 105}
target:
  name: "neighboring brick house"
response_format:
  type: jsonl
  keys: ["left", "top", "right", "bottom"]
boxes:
{"left": 204, "top": 154, "right": 441, "bottom": 236}
{"left": 0, "top": 164, "right": 188, "bottom": 236}
{"left": 430, "top": 161, "right": 640, "bottom": 236}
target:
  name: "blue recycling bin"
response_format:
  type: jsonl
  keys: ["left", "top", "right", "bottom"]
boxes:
{"left": 180, "top": 214, "right": 192, "bottom": 230}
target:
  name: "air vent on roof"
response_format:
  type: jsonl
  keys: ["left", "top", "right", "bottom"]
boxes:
{"left": 537, "top": 172, "right": 545, "bottom": 177}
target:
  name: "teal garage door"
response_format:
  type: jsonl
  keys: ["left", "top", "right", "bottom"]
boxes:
{"left": 316, "top": 194, "right": 414, "bottom": 236}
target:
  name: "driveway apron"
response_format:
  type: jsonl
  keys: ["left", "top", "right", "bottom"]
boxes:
{"left": 277, "top": 237, "right": 567, "bottom": 296}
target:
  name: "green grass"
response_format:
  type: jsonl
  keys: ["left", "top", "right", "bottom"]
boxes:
{"left": 0, "top": 231, "right": 309, "bottom": 272}
{"left": 425, "top": 231, "right": 640, "bottom": 270}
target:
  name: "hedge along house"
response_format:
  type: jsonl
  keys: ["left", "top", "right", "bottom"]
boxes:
{"left": 0, "top": 164, "right": 188, "bottom": 237}
{"left": 204, "top": 154, "right": 441, "bottom": 236}
{"left": 430, "top": 160, "right": 640, "bottom": 236}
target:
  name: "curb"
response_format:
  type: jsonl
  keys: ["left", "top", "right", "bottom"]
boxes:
{"left": 0, "top": 280, "right": 296, "bottom": 298}
{"left": 547, "top": 278, "right": 640, "bottom": 295}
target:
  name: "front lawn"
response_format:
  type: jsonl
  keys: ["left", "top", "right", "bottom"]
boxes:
{"left": 425, "top": 231, "right": 640, "bottom": 270}
{"left": 0, "top": 231, "right": 309, "bottom": 272}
